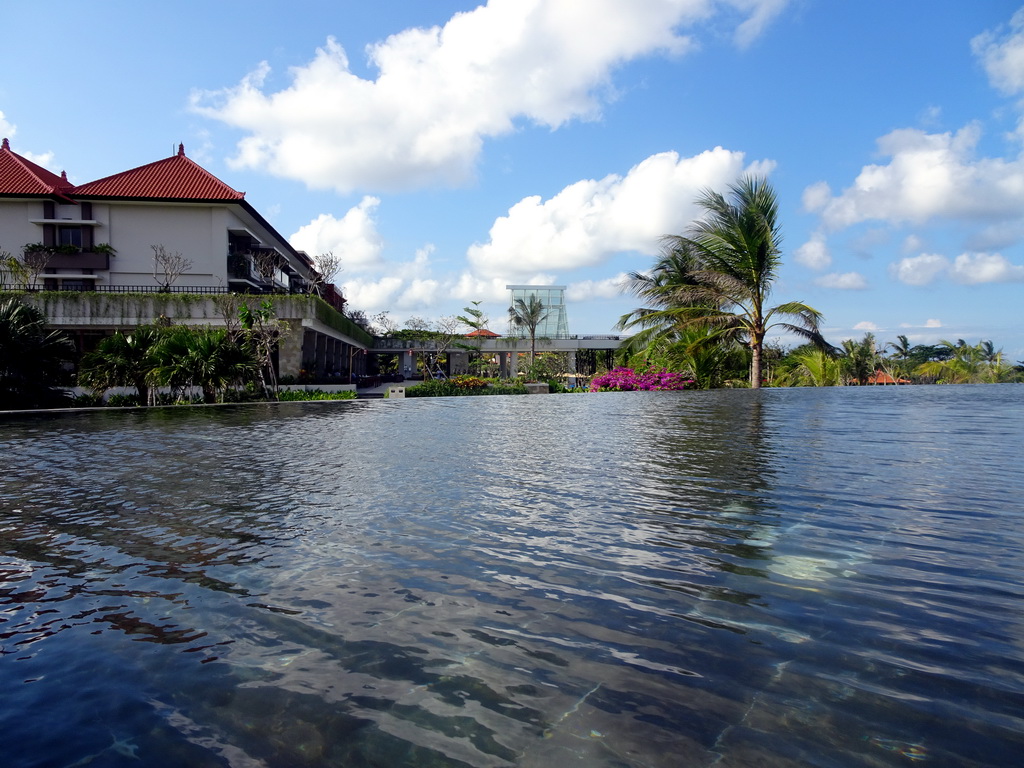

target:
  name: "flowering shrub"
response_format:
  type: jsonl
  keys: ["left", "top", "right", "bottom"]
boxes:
{"left": 406, "top": 378, "right": 528, "bottom": 397}
{"left": 451, "top": 375, "right": 489, "bottom": 390}
{"left": 590, "top": 367, "right": 694, "bottom": 392}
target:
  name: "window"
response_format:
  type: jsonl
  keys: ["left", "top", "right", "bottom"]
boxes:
{"left": 59, "top": 227, "right": 83, "bottom": 248}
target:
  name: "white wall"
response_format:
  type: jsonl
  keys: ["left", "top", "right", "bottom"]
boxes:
{"left": 0, "top": 200, "right": 42, "bottom": 258}
{"left": 105, "top": 202, "right": 229, "bottom": 288}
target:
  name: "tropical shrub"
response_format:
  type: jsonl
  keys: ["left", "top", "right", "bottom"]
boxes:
{"left": 277, "top": 389, "right": 357, "bottom": 401}
{"left": 590, "top": 367, "right": 694, "bottom": 392}
{"left": 451, "top": 375, "right": 489, "bottom": 390}
{"left": 406, "top": 378, "right": 528, "bottom": 397}
{"left": 71, "top": 392, "right": 105, "bottom": 407}
{"left": 0, "top": 297, "right": 74, "bottom": 409}
{"left": 106, "top": 393, "right": 143, "bottom": 407}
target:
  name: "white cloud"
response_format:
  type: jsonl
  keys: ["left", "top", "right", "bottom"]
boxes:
{"left": 339, "top": 244, "right": 450, "bottom": 313}
{"left": 889, "top": 250, "right": 1024, "bottom": 286}
{"left": 728, "top": 0, "right": 791, "bottom": 48}
{"left": 794, "top": 232, "right": 830, "bottom": 269}
{"left": 889, "top": 253, "right": 950, "bottom": 286}
{"left": 452, "top": 274, "right": 512, "bottom": 303}
{"left": 22, "top": 150, "right": 57, "bottom": 172}
{"left": 949, "top": 251, "right": 1024, "bottom": 284}
{"left": 0, "top": 110, "right": 15, "bottom": 140}
{"left": 853, "top": 321, "right": 878, "bottom": 331}
{"left": 805, "top": 124, "right": 1024, "bottom": 236}
{"left": 397, "top": 278, "right": 442, "bottom": 308}
{"left": 925, "top": 318, "right": 942, "bottom": 328}
{"left": 467, "top": 147, "right": 768, "bottom": 280}
{"left": 341, "top": 275, "right": 403, "bottom": 310}
{"left": 1, "top": 114, "right": 59, "bottom": 172}
{"left": 289, "top": 196, "right": 384, "bottom": 271}
{"left": 971, "top": 9, "right": 1024, "bottom": 96}
{"left": 567, "top": 274, "right": 629, "bottom": 300}
{"left": 814, "top": 272, "right": 867, "bottom": 290}
{"left": 801, "top": 180, "right": 831, "bottom": 212}
{"left": 902, "top": 234, "right": 925, "bottom": 253}
{"left": 192, "top": 0, "right": 787, "bottom": 192}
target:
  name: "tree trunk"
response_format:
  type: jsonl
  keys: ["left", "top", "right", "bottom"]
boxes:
{"left": 750, "top": 340, "right": 763, "bottom": 389}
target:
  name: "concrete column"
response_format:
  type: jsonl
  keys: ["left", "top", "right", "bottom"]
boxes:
{"left": 315, "top": 333, "right": 327, "bottom": 377}
{"left": 277, "top": 320, "right": 305, "bottom": 378}
{"left": 400, "top": 350, "right": 415, "bottom": 379}
{"left": 332, "top": 339, "right": 343, "bottom": 376}
{"left": 449, "top": 350, "right": 469, "bottom": 376}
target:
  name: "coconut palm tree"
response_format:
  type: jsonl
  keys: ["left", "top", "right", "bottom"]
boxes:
{"left": 840, "top": 333, "right": 878, "bottom": 385}
{"left": 620, "top": 176, "right": 828, "bottom": 388}
{"left": 79, "top": 326, "right": 162, "bottom": 405}
{"left": 508, "top": 295, "right": 549, "bottom": 365}
{"left": 0, "top": 297, "right": 74, "bottom": 409}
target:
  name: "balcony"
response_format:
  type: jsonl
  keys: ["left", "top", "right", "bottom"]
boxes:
{"left": 227, "top": 251, "right": 290, "bottom": 292}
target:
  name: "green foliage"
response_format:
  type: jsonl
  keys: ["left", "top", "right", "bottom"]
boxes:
{"left": 78, "top": 323, "right": 255, "bottom": 405}
{"left": 775, "top": 344, "right": 842, "bottom": 387}
{"left": 79, "top": 325, "right": 162, "bottom": 404}
{"left": 277, "top": 389, "right": 357, "bottom": 401}
{"left": 106, "top": 393, "right": 142, "bottom": 407}
{"left": 0, "top": 297, "right": 74, "bottom": 409}
{"left": 508, "top": 296, "right": 549, "bottom": 363}
{"left": 839, "top": 333, "right": 879, "bottom": 385}
{"left": 71, "top": 392, "right": 105, "bottom": 407}
{"left": 405, "top": 378, "right": 528, "bottom": 397}
{"left": 619, "top": 176, "right": 828, "bottom": 389}
{"left": 912, "top": 338, "right": 1018, "bottom": 384}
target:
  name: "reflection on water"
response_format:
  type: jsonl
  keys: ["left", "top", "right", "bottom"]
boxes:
{"left": 2, "top": 386, "right": 1023, "bottom": 767}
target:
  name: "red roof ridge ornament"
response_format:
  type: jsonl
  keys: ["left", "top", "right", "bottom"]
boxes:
{"left": 1, "top": 138, "right": 9, "bottom": 151}
{"left": 178, "top": 143, "right": 185, "bottom": 157}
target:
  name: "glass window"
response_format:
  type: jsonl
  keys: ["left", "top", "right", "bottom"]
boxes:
{"left": 59, "top": 227, "right": 82, "bottom": 248}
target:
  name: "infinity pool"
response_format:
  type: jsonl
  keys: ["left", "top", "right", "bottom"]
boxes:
{"left": 2, "top": 385, "right": 1022, "bottom": 767}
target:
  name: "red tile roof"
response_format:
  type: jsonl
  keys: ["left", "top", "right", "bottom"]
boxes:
{"left": 466, "top": 328, "right": 501, "bottom": 337}
{"left": 0, "top": 137, "right": 75, "bottom": 197}
{"left": 73, "top": 144, "right": 245, "bottom": 201}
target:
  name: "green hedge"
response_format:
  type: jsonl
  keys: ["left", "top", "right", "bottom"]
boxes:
{"left": 405, "top": 379, "right": 528, "bottom": 397}
{"left": 277, "top": 389, "right": 357, "bottom": 401}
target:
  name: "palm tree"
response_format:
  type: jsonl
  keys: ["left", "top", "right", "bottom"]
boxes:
{"left": 620, "top": 176, "right": 827, "bottom": 388}
{"left": 887, "top": 334, "right": 912, "bottom": 362}
{"left": 777, "top": 345, "right": 841, "bottom": 387}
{"left": 152, "top": 326, "right": 255, "bottom": 403}
{"left": 884, "top": 334, "right": 913, "bottom": 381}
{"left": 79, "top": 326, "right": 162, "bottom": 405}
{"left": 0, "top": 297, "right": 74, "bottom": 409}
{"left": 508, "top": 295, "right": 549, "bottom": 366}
{"left": 840, "top": 333, "right": 878, "bottom": 385}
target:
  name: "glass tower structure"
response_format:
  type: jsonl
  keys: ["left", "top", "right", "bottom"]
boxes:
{"left": 506, "top": 285, "right": 570, "bottom": 338}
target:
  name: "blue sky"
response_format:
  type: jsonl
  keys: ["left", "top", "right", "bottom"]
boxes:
{"left": 3, "top": 1, "right": 1024, "bottom": 359}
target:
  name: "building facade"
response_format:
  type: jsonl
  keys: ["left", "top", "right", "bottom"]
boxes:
{"left": 0, "top": 138, "right": 370, "bottom": 379}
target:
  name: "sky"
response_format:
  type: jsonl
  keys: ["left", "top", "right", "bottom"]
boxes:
{"left": 3, "top": 0, "right": 1024, "bottom": 359}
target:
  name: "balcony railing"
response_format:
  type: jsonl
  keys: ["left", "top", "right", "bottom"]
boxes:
{"left": 3, "top": 284, "right": 233, "bottom": 294}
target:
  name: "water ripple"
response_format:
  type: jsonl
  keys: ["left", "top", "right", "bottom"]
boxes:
{"left": 2, "top": 387, "right": 1023, "bottom": 767}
